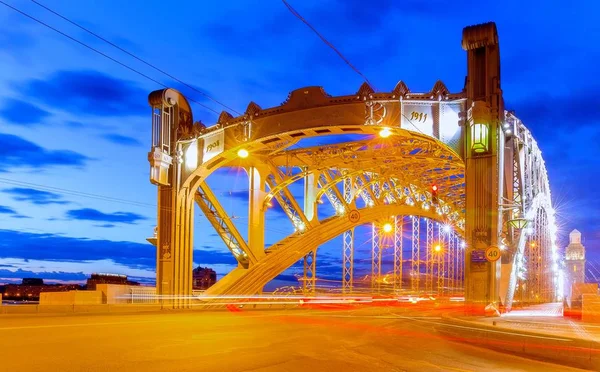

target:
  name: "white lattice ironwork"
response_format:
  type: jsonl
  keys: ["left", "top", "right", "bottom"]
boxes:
{"left": 448, "top": 230, "right": 456, "bottom": 294}
{"left": 437, "top": 223, "right": 445, "bottom": 295}
{"left": 426, "top": 218, "right": 434, "bottom": 293}
{"left": 394, "top": 216, "right": 403, "bottom": 291}
{"left": 342, "top": 177, "right": 354, "bottom": 293}
{"left": 411, "top": 216, "right": 420, "bottom": 293}
{"left": 504, "top": 113, "right": 558, "bottom": 310}
{"left": 303, "top": 250, "right": 316, "bottom": 295}
{"left": 372, "top": 223, "right": 382, "bottom": 292}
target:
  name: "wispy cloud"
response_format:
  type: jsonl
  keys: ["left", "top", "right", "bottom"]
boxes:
{"left": 3, "top": 187, "right": 69, "bottom": 205}
{"left": 0, "top": 98, "right": 50, "bottom": 126}
{"left": 102, "top": 133, "right": 142, "bottom": 146}
{"left": 18, "top": 70, "right": 147, "bottom": 117}
{"left": 65, "top": 208, "right": 147, "bottom": 224}
{"left": 0, "top": 205, "right": 29, "bottom": 219}
{"left": 0, "top": 133, "right": 91, "bottom": 172}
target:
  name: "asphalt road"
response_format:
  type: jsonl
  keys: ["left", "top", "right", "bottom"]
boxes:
{"left": 0, "top": 305, "right": 588, "bottom": 372}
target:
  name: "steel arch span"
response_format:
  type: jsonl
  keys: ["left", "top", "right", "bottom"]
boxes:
{"left": 146, "top": 22, "right": 560, "bottom": 310}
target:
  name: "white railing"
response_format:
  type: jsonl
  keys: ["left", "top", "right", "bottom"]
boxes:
{"left": 129, "top": 286, "right": 157, "bottom": 304}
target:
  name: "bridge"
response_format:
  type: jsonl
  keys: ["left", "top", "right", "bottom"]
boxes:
{"left": 146, "top": 22, "right": 559, "bottom": 312}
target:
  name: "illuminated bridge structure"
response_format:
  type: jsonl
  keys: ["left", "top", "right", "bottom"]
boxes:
{"left": 147, "top": 22, "right": 559, "bottom": 311}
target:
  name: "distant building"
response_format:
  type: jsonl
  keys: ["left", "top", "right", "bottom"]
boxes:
{"left": 1, "top": 278, "right": 82, "bottom": 301}
{"left": 565, "top": 229, "right": 586, "bottom": 298}
{"left": 192, "top": 267, "right": 216, "bottom": 290}
{"left": 86, "top": 273, "right": 139, "bottom": 290}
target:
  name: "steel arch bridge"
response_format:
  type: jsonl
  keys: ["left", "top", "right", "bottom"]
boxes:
{"left": 146, "top": 22, "right": 559, "bottom": 311}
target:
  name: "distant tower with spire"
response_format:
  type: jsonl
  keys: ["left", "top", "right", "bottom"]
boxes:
{"left": 565, "top": 229, "right": 586, "bottom": 296}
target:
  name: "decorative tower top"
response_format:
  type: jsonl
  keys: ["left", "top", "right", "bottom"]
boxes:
{"left": 566, "top": 229, "right": 585, "bottom": 261}
{"left": 570, "top": 229, "right": 582, "bottom": 244}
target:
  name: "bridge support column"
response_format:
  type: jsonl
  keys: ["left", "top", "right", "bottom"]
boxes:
{"left": 248, "top": 166, "right": 268, "bottom": 260}
{"left": 393, "top": 216, "right": 403, "bottom": 292}
{"left": 426, "top": 218, "right": 434, "bottom": 293}
{"left": 148, "top": 89, "right": 196, "bottom": 309}
{"left": 156, "top": 185, "right": 194, "bottom": 309}
{"left": 303, "top": 250, "right": 316, "bottom": 294}
{"left": 462, "top": 23, "right": 503, "bottom": 314}
{"left": 411, "top": 216, "right": 420, "bottom": 293}
{"left": 371, "top": 223, "right": 381, "bottom": 292}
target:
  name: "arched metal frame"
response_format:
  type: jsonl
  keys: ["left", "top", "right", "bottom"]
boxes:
{"left": 147, "top": 58, "right": 558, "bottom": 305}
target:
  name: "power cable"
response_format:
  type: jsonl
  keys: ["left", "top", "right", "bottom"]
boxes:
{"left": 0, "top": 177, "right": 297, "bottom": 236}
{"left": 0, "top": 0, "right": 219, "bottom": 115}
{"left": 282, "top": 0, "right": 374, "bottom": 89}
{"left": 280, "top": 0, "right": 425, "bottom": 136}
{"left": 29, "top": 0, "right": 241, "bottom": 116}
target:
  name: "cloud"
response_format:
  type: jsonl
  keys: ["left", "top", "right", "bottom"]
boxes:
{"left": 196, "top": 246, "right": 237, "bottom": 266}
{"left": 0, "top": 230, "right": 239, "bottom": 275}
{"left": 94, "top": 224, "right": 116, "bottom": 228}
{"left": 102, "top": 133, "right": 142, "bottom": 146}
{"left": 509, "top": 85, "right": 600, "bottom": 132}
{"left": 0, "top": 229, "right": 155, "bottom": 269}
{"left": 19, "top": 70, "right": 148, "bottom": 117}
{"left": 0, "top": 206, "right": 17, "bottom": 215}
{"left": 65, "top": 208, "right": 147, "bottom": 224}
{"left": 0, "top": 98, "right": 51, "bottom": 126}
{"left": 0, "top": 268, "right": 87, "bottom": 282}
{"left": 0, "top": 205, "right": 29, "bottom": 219}
{"left": 3, "top": 187, "right": 69, "bottom": 205}
{"left": 0, "top": 133, "right": 91, "bottom": 172}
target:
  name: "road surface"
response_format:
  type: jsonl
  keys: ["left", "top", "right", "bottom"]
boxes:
{"left": 0, "top": 305, "right": 587, "bottom": 371}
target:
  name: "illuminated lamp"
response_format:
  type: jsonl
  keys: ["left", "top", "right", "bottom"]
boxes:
{"left": 469, "top": 101, "right": 491, "bottom": 154}
{"left": 379, "top": 127, "right": 392, "bottom": 138}
{"left": 237, "top": 148, "right": 249, "bottom": 158}
{"left": 383, "top": 222, "right": 393, "bottom": 233}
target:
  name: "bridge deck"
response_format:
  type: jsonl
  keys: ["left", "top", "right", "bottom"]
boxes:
{"left": 0, "top": 305, "right": 581, "bottom": 371}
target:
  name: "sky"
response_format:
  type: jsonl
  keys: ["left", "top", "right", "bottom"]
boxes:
{"left": 0, "top": 0, "right": 599, "bottom": 286}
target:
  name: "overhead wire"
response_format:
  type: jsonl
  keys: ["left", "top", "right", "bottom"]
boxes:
{"left": 280, "top": 0, "right": 425, "bottom": 136}
{"left": 0, "top": 177, "right": 294, "bottom": 236}
{"left": 0, "top": 0, "right": 220, "bottom": 115}
{"left": 28, "top": 0, "right": 241, "bottom": 116}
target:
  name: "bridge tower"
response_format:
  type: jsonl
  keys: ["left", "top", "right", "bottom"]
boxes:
{"left": 462, "top": 22, "right": 504, "bottom": 312}
{"left": 565, "top": 229, "right": 586, "bottom": 299}
{"left": 147, "top": 89, "right": 198, "bottom": 308}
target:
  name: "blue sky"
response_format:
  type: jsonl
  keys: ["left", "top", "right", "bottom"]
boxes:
{"left": 0, "top": 0, "right": 599, "bottom": 286}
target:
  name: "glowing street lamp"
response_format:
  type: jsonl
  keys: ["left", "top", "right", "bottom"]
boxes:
{"left": 379, "top": 127, "right": 392, "bottom": 138}
{"left": 468, "top": 101, "right": 491, "bottom": 154}
{"left": 237, "top": 148, "right": 249, "bottom": 158}
{"left": 382, "top": 222, "right": 393, "bottom": 233}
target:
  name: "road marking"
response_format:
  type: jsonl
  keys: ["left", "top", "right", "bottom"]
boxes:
{"left": 0, "top": 318, "right": 183, "bottom": 331}
{"left": 391, "top": 314, "right": 573, "bottom": 342}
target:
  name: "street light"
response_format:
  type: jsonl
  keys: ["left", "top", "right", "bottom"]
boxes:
{"left": 383, "top": 222, "right": 393, "bottom": 233}
{"left": 237, "top": 148, "right": 249, "bottom": 158}
{"left": 379, "top": 127, "right": 392, "bottom": 138}
{"left": 469, "top": 101, "right": 491, "bottom": 154}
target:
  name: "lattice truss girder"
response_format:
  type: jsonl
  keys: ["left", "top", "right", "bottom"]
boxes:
{"left": 411, "top": 216, "right": 420, "bottom": 292}
{"left": 504, "top": 112, "right": 558, "bottom": 309}
{"left": 394, "top": 216, "right": 403, "bottom": 290}
{"left": 194, "top": 183, "right": 253, "bottom": 266}
{"left": 371, "top": 223, "right": 382, "bottom": 291}
{"left": 303, "top": 250, "right": 316, "bottom": 294}
{"left": 267, "top": 137, "right": 466, "bottom": 212}
{"left": 426, "top": 218, "right": 434, "bottom": 292}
